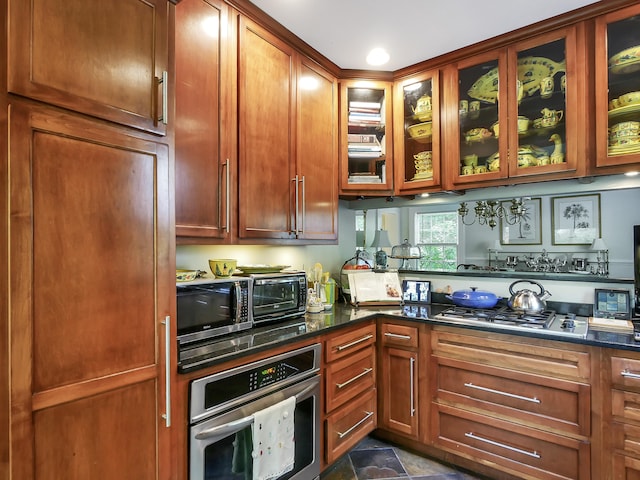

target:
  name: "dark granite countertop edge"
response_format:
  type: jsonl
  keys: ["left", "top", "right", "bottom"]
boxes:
{"left": 179, "top": 302, "right": 640, "bottom": 373}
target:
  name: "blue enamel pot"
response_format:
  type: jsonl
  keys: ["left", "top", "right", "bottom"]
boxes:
{"left": 446, "top": 287, "right": 500, "bottom": 308}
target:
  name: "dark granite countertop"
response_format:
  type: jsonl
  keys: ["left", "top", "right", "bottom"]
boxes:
{"left": 178, "top": 302, "right": 640, "bottom": 373}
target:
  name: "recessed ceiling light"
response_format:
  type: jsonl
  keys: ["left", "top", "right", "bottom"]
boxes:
{"left": 366, "top": 48, "right": 390, "bottom": 66}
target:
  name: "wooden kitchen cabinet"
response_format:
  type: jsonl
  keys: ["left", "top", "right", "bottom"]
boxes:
{"left": 378, "top": 321, "right": 421, "bottom": 439}
{"left": 393, "top": 69, "right": 443, "bottom": 194}
{"left": 8, "top": 0, "right": 169, "bottom": 135}
{"left": 175, "top": 0, "right": 235, "bottom": 241}
{"left": 7, "top": 102, "right": 174, "bottom": 480}
{"left": 339, "top": 79, "right": 394, "bottom": 197}
{"left": 594, "top": 3, "right": 640, "bottom": 174}
{"left": 602, "top": 351, "right": 640, "bottom": 479}
{"left": 430, "top": 327, "right": 591, "bottom": 480}
{"left": 443, "top": 24, "right": 587, "bottom": 190}
{"left": 237, "top": 16, "right": 338, "bottom": 241}
{"left": 323, "top": 322, "right": 377, "bottom": 466}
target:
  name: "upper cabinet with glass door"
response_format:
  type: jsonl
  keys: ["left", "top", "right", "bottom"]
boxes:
{"left": 508, "top": 27, "right": 585, "bottom": 179}
{"left": 393, "top": 70, "right": 441, "bottom": 194}
{"left": 339, "top": 80, "right": 394, "bottom": 196}
{"left": 595, "top": 4, "right": 640, "bottom": 171}
{"left": 444, "top": 49, "right": 508, "bottom": 189}
{"left": 444, "top": 26, "right": 586, "bottom": 190}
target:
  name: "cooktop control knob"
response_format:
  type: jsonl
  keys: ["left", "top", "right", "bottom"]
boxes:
{"left": 561, "top": 313, "right": 576, "bottom": 329}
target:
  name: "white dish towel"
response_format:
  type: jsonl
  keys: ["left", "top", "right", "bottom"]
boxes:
{"left": 251, "top": 396, "right": 296, "bottom": 480}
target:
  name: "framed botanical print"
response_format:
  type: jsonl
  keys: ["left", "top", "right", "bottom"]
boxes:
{"left": 500, "top": 197, "right": 542, "bottom": 245}
{"left": 551, "top": 193, "right": 601, "bottom": 245}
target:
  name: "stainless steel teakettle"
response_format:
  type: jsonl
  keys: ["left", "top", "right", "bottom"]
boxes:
{"left": 507, "top": 279, "right": 552, "bottom": 313}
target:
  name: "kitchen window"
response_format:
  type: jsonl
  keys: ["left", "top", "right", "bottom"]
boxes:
{"left": 414, "top": 211, "right": 459, "bottom": 271}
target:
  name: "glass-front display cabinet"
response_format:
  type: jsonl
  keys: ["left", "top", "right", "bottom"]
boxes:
{"left": 445, "top": 49, "right": 508, "bottom": 188}
{"left": 339, "top": 80, "right": 393, "bottom": 196}
{"left": 508, "top": 27, "right": 582, "bottom": 179}
{"left": 595, "top": 4, "right": 640, "bottom": 170}
{"left": 445, "top": 26, "right": 585, "bottom": 189}
{"left": 393, "top": 70, "right": 441, "bottom": 194}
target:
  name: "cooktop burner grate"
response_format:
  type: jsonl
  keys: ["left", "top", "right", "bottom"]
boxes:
{"left": 438, "top": 306, "right": 555, "bottom": 329}
{"left": 433, "top": 305, "right": 588, "bottom": 338}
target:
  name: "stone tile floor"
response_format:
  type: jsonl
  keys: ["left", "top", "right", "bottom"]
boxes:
{"left": 320, "top": 436, "right": 486, "bottom": 480}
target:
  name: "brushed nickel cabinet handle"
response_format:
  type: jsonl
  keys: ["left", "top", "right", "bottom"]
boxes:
{"left": 465, "top": 432, "right": 541, "bottom": 459}
{"left": 410, "top": 356, "right": 415, "bottom": 416}
{"left": 384, "top": 332, "right": 412, "bottom": 340}
{"left": 336, "top": 334, "right": 373, "bottom": 352}
{"left": 337, "top": 411, "right": 374, "bottom": 439}
{"left": 156, "top": 71, "right": 168, "bottom": 125}
{"left": 161, "top": 316, "right": 171, "bottom": 427}
{"left": 299, "top": 175, "right": 305, "bottom": 235}
{"left": 336, "top": 368, "right": 373, "bottom": 389}
{"left": 621, "top": 369, "right": 640, "bottom": 380}
{"left": 464, "top": 382, "right": 541, "bottom": 404}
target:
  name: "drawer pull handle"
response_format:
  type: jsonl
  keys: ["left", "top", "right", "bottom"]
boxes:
{"left": 336, "top": 368, "right": 373, "bottom": 389}
{"left": 336, "top": 334, "right": 373, "bottom": 352}
{"left": 337, "top": 411, "right": 374, "bottom": 439}
{"left": 621, "top": 369, "right": 640, "bottom": 380}
{"left": 384, "top": 332, "right": 412, "bottom": 340}
{"left": 465, "top": 432, "right": 541, "bottom": 459}
{"left": 464, "top": 382, "right": 541, "bottom": 404}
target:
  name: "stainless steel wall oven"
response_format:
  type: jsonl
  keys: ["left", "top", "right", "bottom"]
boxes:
{"left": 188, "top": 344, "right": 321, "bottom": 480}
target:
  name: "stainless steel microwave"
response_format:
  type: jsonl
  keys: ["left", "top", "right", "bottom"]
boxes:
{"left": 176, "top": 277, "right": 252, "bottom": 346}
{"left": 250, "top": 272, "right": 307, "bottom": 324}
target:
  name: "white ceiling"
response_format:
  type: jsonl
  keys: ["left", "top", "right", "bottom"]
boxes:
{"left": 247, "top": 0, "right": 601, "bottom": 71}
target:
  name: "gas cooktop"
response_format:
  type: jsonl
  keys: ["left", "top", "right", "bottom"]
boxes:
{"left": 431, "top": 305, "right": 588, "bottom": 338}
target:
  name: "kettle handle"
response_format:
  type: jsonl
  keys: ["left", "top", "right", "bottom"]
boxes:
{"left": 509, "top": 279, "right": 546, "bottom": 296}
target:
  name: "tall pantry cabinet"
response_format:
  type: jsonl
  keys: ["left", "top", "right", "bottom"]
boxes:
{"left": 2, "top": 1, "right": 175, "bottom": 479}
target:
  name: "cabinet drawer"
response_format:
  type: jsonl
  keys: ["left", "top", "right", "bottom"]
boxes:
{"left": 612, "top": 356, "right": 640, "bottom": 391}
{"left": 380, "top": 323, "right": 418, "bottom": 348}
{"left": 433, "top": 404, "right": 590, "bottom": 480}
{"left": 325, "top": 388, "right": 376, "bottom": 465}
{"left": 325, "top": 323, "right": 376, "bottom": 363}
{"left": 431, "top": 328, "right": 591, "bottom": 382}
{"left": 613, "top": 453, "right": 640, "bottom": 480}
{"left": 613, "top": 389, "right": 640, "bottom": 424}
{"left": 612, "top": 421, "right": 640, "bottom": 458}
{"left": 434, "top": 356, "right": 590, "bottom": 437}
{"left": 325, "top": 345, "right": 375, "bottom": 412}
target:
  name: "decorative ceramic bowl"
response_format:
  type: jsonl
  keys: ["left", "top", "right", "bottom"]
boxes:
{"left": 609, "top": 45, "right": 640, "bottom": 74}
{"left": 176, "top": 269, "right": 199, "bottom": 282}
{"left": 209, "top": 259, "right": 237, "bottom": 278}
{"left": 620, "top": 91, "right": 640, "bottom": 106}
{"left": 407, "top": 122, "right": 433, "bottom": 143}
{"left": 413, "top": 150, "right": 432, "bottom": 161}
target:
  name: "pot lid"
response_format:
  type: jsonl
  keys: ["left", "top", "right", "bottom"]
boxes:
{"left": 390, "top": 239, "right": 422, "bottom": 259}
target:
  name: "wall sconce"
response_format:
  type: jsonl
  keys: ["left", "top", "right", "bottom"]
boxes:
{"left": 371, "top": 229, "right": 392, "bottom": 269}
{"left": 591, "top": 237, "right": 609, "bottom": 276}
{"left": 458, "top": 198, "right": 528, "bottom": 230}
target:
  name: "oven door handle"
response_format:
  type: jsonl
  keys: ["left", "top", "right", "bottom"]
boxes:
{"left": 195, "top": 416, "right": 254, "bottom": 441}
{"left": 195, "top": 382, "right": 317, "bottom": 441}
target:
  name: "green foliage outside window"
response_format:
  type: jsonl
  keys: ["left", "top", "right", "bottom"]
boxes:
{"left": 415, "top": 212, "right": 458, "bottom": 271}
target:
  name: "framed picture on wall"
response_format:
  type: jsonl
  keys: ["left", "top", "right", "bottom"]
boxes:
{"left": 500, "top": 198, "right": 542, "bottom": 245}
{"left": 551, "top": 193, "right": 601, "bottom": 245}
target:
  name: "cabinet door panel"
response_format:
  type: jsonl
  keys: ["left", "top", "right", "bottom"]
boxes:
{"left": 381, "top": 347, "right": 418, "bottom": 437}
{"left": 238, "top": 18, "right": 295, "bottom": 239}
{"left": 175, "top": 0, "right": 232, "bottom": 239}
{"left": 9, "top": 0, "right": 168, "bottom": 134}
{"left": 9, "top": 103, "right": 172, "bottom": 480}
{"left": 34, "top": 381, "right": 158, "bottom": 480}
{"left": 297, "top": 60, "right": 338, "bottom": 240}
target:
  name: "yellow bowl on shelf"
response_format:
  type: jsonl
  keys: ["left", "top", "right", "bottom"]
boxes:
{"left": 609, "top": 45, "right": 640, "bottom": 74}
{"left": 209, "top": 259, "right": 237, "bottom": 278}
{"left": 620, "top": 91, "right": 640, "bottom": 106}
{"left": 407, "top": 122, "right": 433, "bottom": 142}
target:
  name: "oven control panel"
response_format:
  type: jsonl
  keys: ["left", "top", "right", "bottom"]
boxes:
{"left": 189, "top": 343, "right": 321, "bottom": 423}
